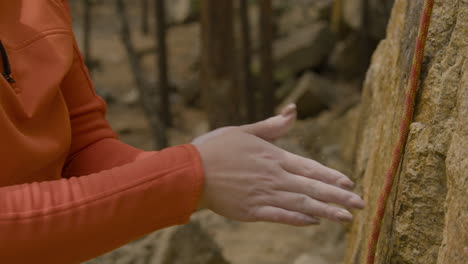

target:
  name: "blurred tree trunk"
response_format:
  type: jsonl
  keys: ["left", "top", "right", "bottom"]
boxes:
{"left": 141, "top": 0, "right": 150, "bottom": 35}
{"left": 116, "top": 0, "right": 168, "bottom": 149}
{"left": 200, "top": 0, "right": 240, "bottom": 129}
{"left": 331, "top": 0, "right": 345, "bottom": 36}
{"left": 154, "top": 0, "right": 172, "bottom": 127}
{"left": 259, "top": 0, "right": 274, "bottom": 118}
{"left": 239, "top": 0, "right": 255, "bottom": 123}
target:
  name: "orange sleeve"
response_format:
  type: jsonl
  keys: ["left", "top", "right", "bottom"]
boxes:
{"left": 0, "top": 20, "right": 204, "bottom": 264}
{"left": 0, "top": 145, "right": 204, "bottom": 263}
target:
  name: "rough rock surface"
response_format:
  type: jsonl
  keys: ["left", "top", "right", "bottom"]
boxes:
{"left": 344, "top": 0, "right": 467, "bottom": 263}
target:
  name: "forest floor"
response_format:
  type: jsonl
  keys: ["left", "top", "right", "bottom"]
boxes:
{"left": 71, "top": 2, "right": 350, "bottom": 264}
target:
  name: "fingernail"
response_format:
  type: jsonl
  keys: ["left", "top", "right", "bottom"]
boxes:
{"left": 350, "top": 196, "right": 365, "bottom": 209}
{"left": 336, "top": 209, "right": 353, "bottom": 222}
{"left": 281, "top": 103, "right": 297, "bottom": 117}
{"left": 338, "top": 178, "right": 355, "bottom": 190}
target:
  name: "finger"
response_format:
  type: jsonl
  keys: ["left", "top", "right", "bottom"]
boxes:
{"left": 241, "top": 104, "right": 297, "bottom": 141}
{"left": 280, "top": 103, "right": 297, "bottom": 117}
{"left": 252, "top": 206, "right": 321, "bottom": 226}
{"left": 280, "top": 151, "right": 355, "bottom": 190}
{"left": 279, "top": 173, "right": 365, "bottom": 209}
{"left": 269, "top": 191, "right": 354, "bottom": 223}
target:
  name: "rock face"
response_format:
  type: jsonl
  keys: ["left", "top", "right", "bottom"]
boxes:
{"left": 345, "top": 0, "right": 467, "bottom": 263}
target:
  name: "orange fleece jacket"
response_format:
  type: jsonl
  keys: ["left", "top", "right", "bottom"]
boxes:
{"left": 0, "top": 1, "right": 204, "bottom": 263}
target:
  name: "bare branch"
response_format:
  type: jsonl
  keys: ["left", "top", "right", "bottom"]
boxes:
{"left": 116, "top": 0, "right": 168, "bottom": 149}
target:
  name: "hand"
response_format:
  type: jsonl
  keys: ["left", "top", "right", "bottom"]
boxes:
{"left": 192, "top": 104, "right": 365, "bottom": 226}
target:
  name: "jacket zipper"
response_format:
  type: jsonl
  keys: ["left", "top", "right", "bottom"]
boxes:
{"left": 0, "top": 40, "right": 16, "bottom": 83}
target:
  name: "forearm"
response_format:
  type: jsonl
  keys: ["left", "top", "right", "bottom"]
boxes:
{"left": 0, "top": 145, "right": 204, "bottom": 264}
{"left": 63, "top": 137, "right": 147, "bottom": 177}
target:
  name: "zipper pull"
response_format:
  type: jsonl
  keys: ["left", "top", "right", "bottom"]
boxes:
{"left": 0, "top": 40, "right": 16, "bottom": 84}
{"left": 2, "top": 72, "right": 15, "bottom": 83}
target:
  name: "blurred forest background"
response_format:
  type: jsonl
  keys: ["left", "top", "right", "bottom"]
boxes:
{"left": 72, "top": 0, "right": 395, "bottom": 263}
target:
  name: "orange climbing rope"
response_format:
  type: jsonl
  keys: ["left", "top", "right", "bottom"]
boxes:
{"left": 366, "top": 0, "right": 435, "bottom": 263}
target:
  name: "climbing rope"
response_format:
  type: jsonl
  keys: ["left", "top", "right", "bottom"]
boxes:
{"left": 366, "top": 0, "right": 435, "bottom": 263}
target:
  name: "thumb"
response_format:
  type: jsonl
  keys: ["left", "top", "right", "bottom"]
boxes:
{"left": 241, "top": 104, "right": 297, "bottom": 141}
